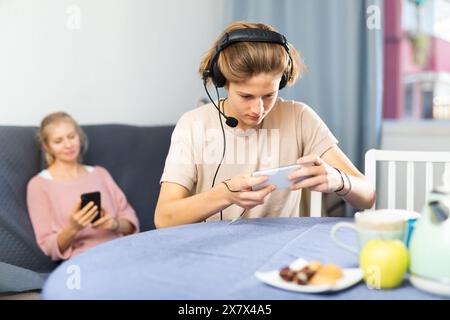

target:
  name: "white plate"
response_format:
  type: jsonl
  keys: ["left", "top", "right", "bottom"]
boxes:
{"left": 255, "top": 258, "right": 363, "bottom": 293}
{"left": 410, "top": 274, "right": 450, "bottom": 298}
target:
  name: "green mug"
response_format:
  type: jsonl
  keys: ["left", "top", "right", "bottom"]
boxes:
{"left": 330, "top": 210, "right": 419, "bottom": 255}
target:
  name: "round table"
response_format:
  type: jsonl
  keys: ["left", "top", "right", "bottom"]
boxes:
{"left": 42, "top": 217, "right": 438, "bottom": 299}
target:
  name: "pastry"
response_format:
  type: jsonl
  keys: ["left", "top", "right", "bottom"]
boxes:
{"left": 278, "top": 261, "right": 343, "bottom": 286}
{"left": 309, "top": 264, "right": 343, "bottom": 285}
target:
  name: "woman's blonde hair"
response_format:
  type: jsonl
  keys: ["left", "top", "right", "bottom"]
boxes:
{"left": 199, "top": 21, "right": 306, "bottom": 87}
{"left": 37, "top": 112, "right": 88, "bottom": 166}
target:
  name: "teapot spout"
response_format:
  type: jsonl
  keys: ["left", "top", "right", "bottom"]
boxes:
{"left": 429, "top": 200, "right": 449, "bottom": 224}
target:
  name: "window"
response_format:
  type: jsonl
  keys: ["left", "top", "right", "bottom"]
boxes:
{"left": 384, "top": 0, "right": 450, "bottom": 120}
{"left": 422, "top": 88, "right": 434, "bottom": 118}
{"left": 405, "top": 83, "right": 415, "bottom": 118}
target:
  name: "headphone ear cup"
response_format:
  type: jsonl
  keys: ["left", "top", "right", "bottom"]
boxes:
{"left": 279, "top": 73, "right": 288, "bottom": 90}
{"left": 212, "top": 61, "right": 226, "bottom": 88}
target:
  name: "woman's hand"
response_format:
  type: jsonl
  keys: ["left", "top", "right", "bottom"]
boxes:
{"left": 224, "top": 174, "right": 276, "bottom": 210}
{"left": 92, "top": 208, "right": 120, "bottom": 232}
{"left": 69, "top": 200, "right": 99, "bottom": 232}
{"left": 288, "top": 154, "right": 343, "bottom": 193}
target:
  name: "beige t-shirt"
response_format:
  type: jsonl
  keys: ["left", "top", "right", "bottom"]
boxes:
{"left": 160, "top": 98, "right": 338, "bottom": 221}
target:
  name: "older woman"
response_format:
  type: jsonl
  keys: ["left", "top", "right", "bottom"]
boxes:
{"left": 27, "top": 112, "right": 139, "bottom": 260}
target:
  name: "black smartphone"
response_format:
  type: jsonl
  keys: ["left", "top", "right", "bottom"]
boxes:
{"left": 80, "top": 191, "right": 101, "bottom": 222}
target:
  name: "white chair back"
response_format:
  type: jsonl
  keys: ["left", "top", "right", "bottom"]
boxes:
{"left": 309, "top": 191, "right": 322, "bottom": 217}
{"left": 365, "top": 149, "right": 450, "bottom": 211}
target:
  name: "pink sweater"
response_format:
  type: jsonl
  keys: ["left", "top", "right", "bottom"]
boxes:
{"left": 26, "top": 166, "right": 140, "bottom": 261}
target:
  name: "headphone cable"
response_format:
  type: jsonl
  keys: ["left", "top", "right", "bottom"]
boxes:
{"left": 210, "top": 87, "right": 227, "bottom": 221}
{"left": 202, "top": 84, "right": 227, "bottom": 221}
{"left": 204, "top": 85, "right": 247, "bottom": 222}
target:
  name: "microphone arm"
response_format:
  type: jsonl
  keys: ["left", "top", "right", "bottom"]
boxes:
{"left": 203, "top": 81, "right": 238, "bottom": 128}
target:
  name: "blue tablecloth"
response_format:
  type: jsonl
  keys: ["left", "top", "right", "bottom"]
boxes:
{"left": 42, "top": 217, "right": 443, "bottom": 299}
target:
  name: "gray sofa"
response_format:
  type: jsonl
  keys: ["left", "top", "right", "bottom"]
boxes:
{"left": 0, "top": 124, "right": 174, "bottom": 293}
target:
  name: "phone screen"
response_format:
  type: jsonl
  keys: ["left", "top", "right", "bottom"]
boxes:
{"left": 251, "top": 164, "right": 303, "bottom": 191}
{"left": 80, "top": 191, "right": 101, "bottom": 222}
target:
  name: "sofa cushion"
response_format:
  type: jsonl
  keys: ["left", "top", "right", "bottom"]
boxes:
{"left": 0, "top": 262, "right": 47, "bottom": 293}
{"left": 0, "top": 126, "right": 57, "bottom": 277}
{"left": 82, "top": 125, "right": 174, "bottom": 231}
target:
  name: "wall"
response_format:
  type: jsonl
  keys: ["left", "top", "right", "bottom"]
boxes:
{"left": 0, "top": 0, "right": 225, "bottom": 126}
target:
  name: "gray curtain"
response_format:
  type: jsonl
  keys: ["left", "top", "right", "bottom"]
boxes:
{"left": 224, "top": 0, "right": 383, "bottom": 170}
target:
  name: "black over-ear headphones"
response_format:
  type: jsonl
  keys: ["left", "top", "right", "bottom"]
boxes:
{"left": 203, "top": 28, "right": 293, "bottom": 90}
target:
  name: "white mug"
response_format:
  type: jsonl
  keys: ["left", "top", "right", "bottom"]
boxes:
{"left": 330, "top": 209, "right": 420, "bottom": 255}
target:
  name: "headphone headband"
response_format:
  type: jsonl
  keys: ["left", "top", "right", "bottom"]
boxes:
{"left": 216, "top": 29, "right": 289, "bottom": 53}
{"left": 204, "top": 28, "right": 293, "bottom": 89}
